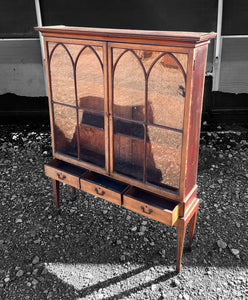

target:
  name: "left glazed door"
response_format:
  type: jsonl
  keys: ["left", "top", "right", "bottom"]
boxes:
{"left": 46, "top": 39, "right": 108, "bottom": 173}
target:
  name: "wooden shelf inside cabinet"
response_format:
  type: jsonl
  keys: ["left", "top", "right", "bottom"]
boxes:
{"left": 37, "top": 25, "right": 216, "bottom": 273}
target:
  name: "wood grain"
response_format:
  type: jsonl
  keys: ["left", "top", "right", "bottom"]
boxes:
{"left": 123, "top": 193, "right": 179, "bottom": 226}
{"left": 36, "top": 26, "right": 216, "bottom": 44}
{"left": 38, "top": 26, "right": 215, "bottom": 273}
{"left": 45, "top": 163, "right": 80, "bottom": 188}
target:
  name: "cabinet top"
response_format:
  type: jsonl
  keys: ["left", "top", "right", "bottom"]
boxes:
{"left": 36, "top": 26, "right": 216, "bottom": 45}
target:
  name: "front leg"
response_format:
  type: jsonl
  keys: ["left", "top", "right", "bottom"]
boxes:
{"left": 188, "top": 209, "right": 198, "bottom": 251}
{"left": 52, "top": 179, "right": 60, "bottom": 212}
{"left": 176, "top": 220, "right": 187, "bottom": 273}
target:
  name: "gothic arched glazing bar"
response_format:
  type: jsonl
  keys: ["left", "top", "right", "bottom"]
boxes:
{"left": 145, "top": 51, "right": 186, "bottom": 186}
{"left": 147, "top": 52, "right": 187, "bottom": 84}
{"left": 49, "top": 43, "right": 75, "bottom": 68}
{"left": 112, "top": 48, "right": 147, "bottom": 119}
{"left": 143, "top": 52, "right": 186, "bottom": 183}
{"left": 113, "top": 49, "right": 146, "bottom": 77}
{"left": 48, "top": 42, "right": 80, "bottom": 158}
{"left": 48, "top": 42, "right": 76, "bottom": 105}
{"left": 113, "top": 48, "right": 148, "bottom": 182}
{"left": 74, "top": 45, "right": 104, "bottom": 161}
{"left": 48, "top": 42, "right": 75, "bottom": 103}
{"left": 75, "top": 45, "right": 103, "bottom": 71}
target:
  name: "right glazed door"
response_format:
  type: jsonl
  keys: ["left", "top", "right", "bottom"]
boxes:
{"left": 109, "top": 44, "right": 188, "bottom": 193}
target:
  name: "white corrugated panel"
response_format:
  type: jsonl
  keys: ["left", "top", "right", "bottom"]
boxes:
{"left": 219, "top": 37, "right": 248, "bottom": 94}
{"left": 0, "top": 39, "right": 46, "bottom": 96}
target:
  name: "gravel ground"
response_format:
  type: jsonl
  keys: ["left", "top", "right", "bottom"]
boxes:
{"left": 0, "top": 123, "right": 247, "bottom": 300}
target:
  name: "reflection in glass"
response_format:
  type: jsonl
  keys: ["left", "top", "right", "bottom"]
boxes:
{"left": 148, "top": 53, "right": 186, "bottom": 130}
{"left": 76, "top": 47, "right": 104, "bottom": 112}
{"left": 135, "top": 50, "right": 159, "bottom": 73}
{"left": 112, "top": 48, "right": 124, "bottom": 66}
{"left": 53, "top": 104, "right": 78, "bottom": 157}
{"left": 146, "top": 126, "right": 182, "bottom": 189}
{"left": 49, "top": 43, "right": 75, "bottom": 105}
{"left": 48, "top": 42, "right": 56, "bottom": 56}
{"left": 113, "top": 50, "right": 145, "bottom": 121}
{"left": 50, "top": 43, "right": 105, "bottom": 169}
{"left": 78, "top": 110, "right": 105, "bottom": 168}
{"left": 173, "top": 53, "right": 188, "bottom": 72}
{"left": 65, "top": 44, "right": 86, "bottom": 62}
{"left": 113, "top": 118, "right": 144, "bottom": 180}
{"left": 112, "top": 48, "right": 186, "bottom": 188}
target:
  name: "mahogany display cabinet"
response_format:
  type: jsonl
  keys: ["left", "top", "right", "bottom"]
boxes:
{"left": 36, "top": 26, "right": 216, "bottom": 272}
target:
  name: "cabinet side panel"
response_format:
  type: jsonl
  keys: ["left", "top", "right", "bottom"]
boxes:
{"left": 185, "top": 45, "right": 208, "bottom": 196}
{"left": 44, "top": 39, "right": 56, "bottom": 156}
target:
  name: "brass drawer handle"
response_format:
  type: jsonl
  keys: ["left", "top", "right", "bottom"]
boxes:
{"left": 141, "top": 206, "right": 153, "bottom": 214}
{"left": 95, "top": 187, "right": 105, "bottom": 196}
{"left": 57, "top": 172, "right": 66, "bottom": 180}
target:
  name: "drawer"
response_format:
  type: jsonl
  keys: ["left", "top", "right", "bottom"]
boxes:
{"left": 123, "top": 187, "right": 179, "bottom": 226}
{"left": 45, "top": 159, "right": 88, "bottom": 188}
{"left": 80, "top": 172, "right": 129, "bottom": 206}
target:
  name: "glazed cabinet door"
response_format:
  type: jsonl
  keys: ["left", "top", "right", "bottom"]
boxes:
{"left": 46, "top": 39, "right": 108, "bottom": 173}
{"left": 108, "top": 44, "right": 188, "bottom": 194}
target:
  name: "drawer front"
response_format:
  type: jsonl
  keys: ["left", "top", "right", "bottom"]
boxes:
{"left": 45, "top": 164, "right": 80, "bottom": 188}
{"left": 123, "top": 195, "right": 179, "bottom": 226}
{"left": 80, "top": 178, "right": 122, "bottom": 205}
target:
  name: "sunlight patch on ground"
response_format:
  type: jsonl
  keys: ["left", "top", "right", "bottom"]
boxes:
{"left": 45, "top": 264, "right": 248, "bottom": 299}
{"left": 45, "top": 262, "right": 174, "bottom": 299}
{"left": 45, "top": 262, "right": 142, "bottom": 290}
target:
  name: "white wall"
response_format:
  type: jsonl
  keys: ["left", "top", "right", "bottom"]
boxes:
{"left": 0, "top": 39, "right": 46, "bottom": 97}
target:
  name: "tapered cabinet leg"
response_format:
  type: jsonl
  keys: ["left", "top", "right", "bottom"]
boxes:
{"left": 52, "top": 179, "right": 60, "bottom": 212}
{"left": 188, "top": 209, "right": 198, "bottom": 251}
{"left": 71, "top": 186, "right": 77, "bottom": 200}
{"left": 176, "top": 221, "right": 187, "bottom": 273}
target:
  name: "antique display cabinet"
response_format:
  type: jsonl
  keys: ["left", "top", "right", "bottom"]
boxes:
{"left": 36, "top": 26, "right": 216, "bottom": 272}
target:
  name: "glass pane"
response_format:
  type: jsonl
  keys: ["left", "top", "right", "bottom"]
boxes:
{"left": 146, "top": 126, "right": 182, "bottom": 189}
{"left": 76, "top": 46, "right": 104, "bottom": 112}
{"left": 48, "top": 42, "right": 56, "bottom": 56}
{"left": 53, "top": 104, "right": 78, "bottom": 157}
{"left": 173, "top": 53, "right": 188, "bottom": 73}
{"left": 113, "top": 49, "right": 160, "bottom": 73}
{"left": 136, "top": 50, "right": 161, "bottom": 73}
{"left": 65, "top": 44, "right": 85, "bottom": 61}
{"left": 113, "top": 118, "right": 144, "bottom": 181}
{"left": 148, "top": 53, "right": 187, "bottom": 130}
{"left": 78, "top": 110, "right": 105, "bottom": 168}
{"left": 113, "top": 48, "right": 124, "bottom": 66}
{"left": 113, "top": 50, "right": 145, "bottom": 121}
{"left": 49, "top": 43, "right": 76, "bottom": 105}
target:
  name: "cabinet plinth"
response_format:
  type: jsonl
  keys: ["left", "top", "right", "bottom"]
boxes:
{"left": 37, "top": 26, "right": 216, "bottom": 272}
